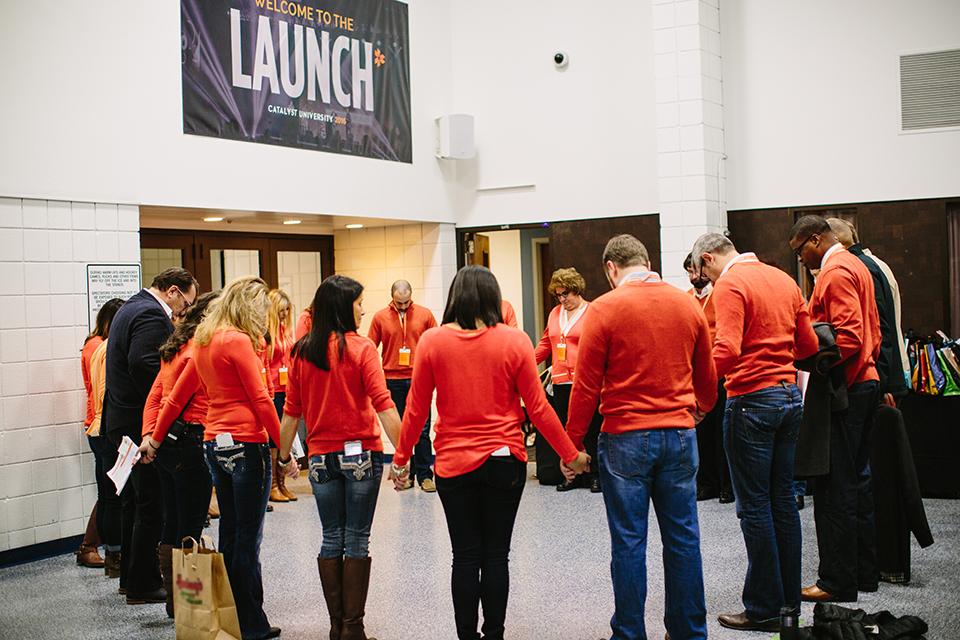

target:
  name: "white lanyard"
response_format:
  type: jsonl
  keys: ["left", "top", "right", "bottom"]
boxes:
{"left": 559, "top": 301, "right": 588, "bottom": 338}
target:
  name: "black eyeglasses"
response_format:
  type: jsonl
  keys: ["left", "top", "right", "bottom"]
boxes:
{"left": 555, "top": 290, "right": 573, "bottom": 300}
{"left": 793, "top": 234, "right": 817, "bottom": 257}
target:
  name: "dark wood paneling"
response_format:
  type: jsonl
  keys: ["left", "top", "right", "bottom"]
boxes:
{"left": 549, "top": 214, "right": 661, "bottom": 299}
{"left": 727, "top": 208, "right": 796, "bottom": 277}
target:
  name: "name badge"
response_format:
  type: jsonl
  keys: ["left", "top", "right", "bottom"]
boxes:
{"left": 260, "top": 367, "right": 268, "bottom": 387}
{"left": 278, "top": 366, "right": 288, "bottom": 386}
{"left": 398, "top": 347, "right": 411, "bottom": 366}
{"left": 557, "top": 342, "right": 567, "bottom": 362}
{"left": 491, "top": 445, "right": 511, "bottom": 457}
{"left": 344, "top": 440, "right": 363, "bottom": 457}
{"left": 215, "top": 433, "right": 235, "bottom": 448}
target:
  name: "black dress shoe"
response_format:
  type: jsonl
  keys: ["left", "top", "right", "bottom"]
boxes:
{"left": 259, "top": 627, "right": 281, "bottom": 639}
{"left": 696, "top": 487, "right": 718, "bottom": 501}
{"left": 556, "top": 477, "right": 581, "bottom": 492}
{"left": 717, "top": 612, "right": 779, "bottom": 632}
{"left": 126, "top": 587, "right": 167, "bottom": 605}
{"left": 266, "top": 504, "right": 274, "bottom": 512}
{"left": 589, "top": 477, "right": 602, "bottom": 493}
{"left": 718, "top": 491, "right": 735, "bottom": 504}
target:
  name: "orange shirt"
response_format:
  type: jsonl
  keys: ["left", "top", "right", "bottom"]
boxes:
{"left": 567, "top": 274, "right": 717, "bottom": 448}
{"left": 367, "top": 302, "right": 437, "bottom": 380}
{"left": 809, "top": 246, "right": 881, "bottom": 387}
{"left": 87, "top": 340, "right": 108, "bottom": 436}
{"left": 501, "top": 300, "right": 518, "bottom": 328}
{"left": 295, "top": 308, "right": 313, "bottom": 341}
{"left": 712, "top": 257, "right": 819, "bottom": 398}
{"left": 192, "top": 329, "right": 282, "bottom": 444}
{"left": 143, "top": 343, "right": 211, "bottom": 441}
{"left": 81, "top": 336, "right": 104, "bottom": 427}
{"left": 283, "top": 333, "right": 395, "bottom": 455}
{"left": 392, "top": 324, "right": 579, "bottom": 477}
{"left": 534, "top": 303, "right": 590, "bottom": 384}
{"left": 687, "top": 287, "right": 717, "bottom": 344}
{"left": 266, "top": 324, "right": 291, "bottom": 390}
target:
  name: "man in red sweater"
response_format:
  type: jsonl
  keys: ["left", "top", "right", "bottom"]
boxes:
{"left": 368, "top": 280, "right": 438, "bottom": 492}
{"left": 693, "top": 233, "right": 818, "bottom": 632}
{"left": 567, "top": 234, "right": 717, "bottom": 640}
{"left": 789, "top": 215, "right": 882, "bottom": 603}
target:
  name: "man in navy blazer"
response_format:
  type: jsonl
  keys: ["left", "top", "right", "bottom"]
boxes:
{"left": 103, "top": 267, "right": 197, "bottom": 604}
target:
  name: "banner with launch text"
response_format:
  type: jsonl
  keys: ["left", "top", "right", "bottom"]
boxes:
{"left": 181, "top": 0, "right": 411, "bottom": 162}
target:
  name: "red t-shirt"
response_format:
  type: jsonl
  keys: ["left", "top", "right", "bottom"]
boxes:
{"left": 566, "top": 276, "right": 717, "bottom": 448}
{"left": 534, "top": 303, "right": 591, "bottom": 385}
{"left": 809, "top": 247, "right": 881, "bottom": 387}
{"left": 367, "top": 302, "right": 437, "bottom": 380}
{"left": 81, "top": 336, "right": 103, "bottom": 427}
{"left": 143, "top": 343, "right": 210, "bottom": 440}
{"left": 283, "top": 332, "right": 395, "bottom": 455}
{"left": 712, "top": 259, "right": 819, "bottom": 398}
{"left": 392, "top": 324, "right": 579, "bottom": 477}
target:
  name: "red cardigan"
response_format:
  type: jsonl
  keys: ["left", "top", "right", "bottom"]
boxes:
{"left": 534, "top": 303, "right": 590, "bottom": 385}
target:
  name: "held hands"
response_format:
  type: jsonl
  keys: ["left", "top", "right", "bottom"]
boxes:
{"left": 389, "top": 463, "right": 410, "bottom": 491}
{"left": 561, "top": 450, "right": 591, "bottom": 481}
{"left": 882, "top": 393, "right": 896, "bottom": 408}
{"left": 138, "top": 437, "right": 161, "bottom": 464}
{"left": 279, "top": 453, "right": 300, "bottom": 479}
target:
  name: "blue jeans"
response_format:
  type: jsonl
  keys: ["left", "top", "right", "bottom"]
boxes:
{"left": 723, "top": 384, "right": 803, "bottom": 621}
{"left": 599, "top": 428, "right": 706, "bottom": 640}
{"left": 386, "top": 378, "right": 434, "bottom": 483}
{"left": 204, "top": 442, "right": 273, "bottom": 640}
{"left": 309, "top": 450, "right": 384, "bottom": 558}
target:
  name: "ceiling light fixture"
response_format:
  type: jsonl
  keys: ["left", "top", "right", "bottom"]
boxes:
{"left": 202, "top": 216, "right": 224, "bottom": 222}
{"left": 345, "top": 223, "right": 364, "bottom": 229}
{"left": 283, "top": 219, "right": 302, "bottom": 225}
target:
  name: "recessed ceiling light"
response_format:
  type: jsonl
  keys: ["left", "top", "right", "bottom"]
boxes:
{"left": 283, "top": 219, "right": 302, "bottom": 225}
{"left": 345, "top": 223, "right": 364, "bottom": 229}
{"left": 203, "top": 216, "right": 224, "bottom": 222}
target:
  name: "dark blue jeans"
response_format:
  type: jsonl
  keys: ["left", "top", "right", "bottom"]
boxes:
{"left": 723, "top": 384, "right": 803, "bottom": 621}
{"left": 599, "top": 428, "right": 706, "bottom": 640}
{"left": 204, "top": 441, "right": 273, "bottom": 640}
{"left": 309, "top": 450, "right": 384, "bottom": 558}
{"left": 156, "top": 424, "right": 212, "bottom": 545}
{"left": 386, "top": 377, "right": 434, "bottom": 484}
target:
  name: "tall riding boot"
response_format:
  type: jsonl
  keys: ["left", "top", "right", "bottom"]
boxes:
{"left": 341, "top": 557, "right": 377, "bottom": 640}
{"left": 159, "top": 544, "right": 175, "bottom": 618}
{"left": 269, "top": 449, "right": 289, "bottom": 503}
{"left": 278, "top": 460, "right": 298, "bottom": 501}
{"left": 104, "top": 551, "right": 121, "bottom": 578}
{"left": 76, "top": 503, "right": 105, "bottom": 568}
{"left": 318, "top": 556, "right": 344, "bottom": 640}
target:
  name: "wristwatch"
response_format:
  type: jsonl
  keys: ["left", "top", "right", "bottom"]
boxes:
{"left": 278, "top": 454, "right": 293, "bottom": 466}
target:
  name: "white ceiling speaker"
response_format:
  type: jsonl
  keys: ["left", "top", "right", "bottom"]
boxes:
{"left": 435, "top": 114, "right": 475, "bottom": 159}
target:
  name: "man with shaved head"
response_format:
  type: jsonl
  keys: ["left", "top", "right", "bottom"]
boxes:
{"left": 368, "top": 280, "right": 439, "bottom": 491}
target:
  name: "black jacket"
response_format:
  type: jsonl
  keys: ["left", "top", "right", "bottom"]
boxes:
{"left": 102, "top": 290, "right": 174, "bottom": 440}
{"left": 795, "top": 323, "right": 848, "bottom": 478}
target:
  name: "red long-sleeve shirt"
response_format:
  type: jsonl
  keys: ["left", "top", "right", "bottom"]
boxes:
{"left": 534, "top": 303, "right": 590, "bottom": 384}
{"left": 295, "top": 308, "right": 313, "bottom": 341}
{"left": 283, "top": 333, "right": 395, "bottom": 455}
{"left": 566, "top": 276, "right": 717, "bottom": 449}
{"left": 501, "top": 300, "right": 518, "bottom": 328}
{"left": 809, "top": 247, "right": 881, "bottom": 387}
{"left": 191, "top": 329, "right": 282, "bottom": 444}
{"left": 81, "top": 336, "right": 104, "bottom": 427}
{"left": 143, "top": 343, "right": 211, "bottom": 440}
{"left": 712, "top": 259, "right": 819, "bottom": 398}
{"left": 367, "top": 302, "right": 437, "bottom": 380}
{"left": 392, "top": 324, "right": 579, "bottom": 477}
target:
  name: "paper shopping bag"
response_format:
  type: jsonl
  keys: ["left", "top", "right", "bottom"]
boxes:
{"left": 173, "top": 536, "right": 241, "bottom": 640}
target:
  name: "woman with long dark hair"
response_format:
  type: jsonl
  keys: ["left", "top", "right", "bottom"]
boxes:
{"left": 79, "top": 298, "right": 124, "bottom": 573}
{"left": 390, "top": 266, "right": 589, "bottom": 640}
{"left": 138, "top": 291, "right": 218, "bottom": 618}
{"left": 277, "top": 275, "right": 402, "bottom": 640}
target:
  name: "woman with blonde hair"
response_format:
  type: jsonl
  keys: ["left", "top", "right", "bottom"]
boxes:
{"left": 266, "top": 289, "right": 298, "bottom": 503}
{"left": 191, "top": 276, "right": 286, "bottom": 640}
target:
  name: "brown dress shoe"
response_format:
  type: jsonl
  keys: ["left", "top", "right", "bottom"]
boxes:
{"left": 76, "top": 544, "right": 105, "bottom": 568}
{"left": 718, "top": 612, "right": 779, "bottom": 632}
{"left": 801, "top": 584, "right": 840, "bottom": 602}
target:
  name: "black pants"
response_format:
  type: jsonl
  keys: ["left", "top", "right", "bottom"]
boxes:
{"left": 108, "top": 429, "right": 163, "bottom": 594}
{"left": 697, "top": 380, "right": 732, "bottom": 497}
{"left": 156, "top": 425, "right": 212, "bottom": 545}
{"left": 88, "top": 435, "right": 122, "bottom": 549}
{"left": 551, "top": 383, "right": 600, "bottom": 480}
{"left": 814, "top": 381, "right": 880, "bottom": 598}
{"left": 437, "top": 457, "right": 526, "bottom": 640}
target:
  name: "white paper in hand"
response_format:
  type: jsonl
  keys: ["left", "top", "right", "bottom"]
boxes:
{"left": 291, "top": 433, "right": 305, "bottom": 459}
{"left": 106, "top": 436, "right": 141, "bottom": 495}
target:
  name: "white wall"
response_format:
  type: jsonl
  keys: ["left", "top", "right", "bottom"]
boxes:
{"left": 722, "top": 0, "right": 960, "bottom": 211}
{"left": 0, "top": 198, "right": 140, "bottom": 551}
{"left": 485, "top": 230, "right": 524, "bottom": 326}
{"left": 449, "top": 0, "right": 660, "bottom": 228}
{"left": 0, "top": 1, "right": 456, "bottom": 223}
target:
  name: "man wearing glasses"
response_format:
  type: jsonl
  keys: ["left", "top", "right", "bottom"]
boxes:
{"left": 103, "top": 267, "right": 198, "bottom": 604}
{"left": 788, "top": 216, "right": 881, "bottom": 604}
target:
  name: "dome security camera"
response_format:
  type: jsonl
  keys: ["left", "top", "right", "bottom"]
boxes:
{"left": 553, "top": 51, "right": 569, "bottom": 69}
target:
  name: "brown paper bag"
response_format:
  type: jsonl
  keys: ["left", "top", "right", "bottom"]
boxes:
{"left": 173, "top": 536, "right": 242, "bottom": 640}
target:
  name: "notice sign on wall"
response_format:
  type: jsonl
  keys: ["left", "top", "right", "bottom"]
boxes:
{"left": 87, "top": 264, "right": 142, "bottom": 332}
{"left": 181, "top": 0, "right": 411, "bottom": 163}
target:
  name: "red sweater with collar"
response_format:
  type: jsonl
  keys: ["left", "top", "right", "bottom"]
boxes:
{"left": 367, "top": 302, "right": 437, "bottom": 380}
{"left": 566, "top": 278, "right": 717, "bottom": 448}
{"left": 534, "top": 303, "right": 590, "bottom": 385}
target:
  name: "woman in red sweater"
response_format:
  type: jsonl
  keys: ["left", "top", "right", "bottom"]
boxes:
{"left": 192, "top": 276, "right": 285, "bottom": 640}
{"left": 391, "top": 266, "right": 589, "bottom": 640}
{"left": 276, "top": 275, "right": 401, "bottom": 640}
{"left": 139, "top": 292, "right": 217, "bottom": 618}
{"left": 78, "top": 298, "right": 124, "bottom": 570}
{"left": 266, "top": 289, "right": 297, "bottom": 502}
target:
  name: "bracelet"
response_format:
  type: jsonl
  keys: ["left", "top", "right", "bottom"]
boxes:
{"left": 147, "top": 441, "right": 158, "bottom": 451}
{"left": 278, "top": 455, "right": 293, "bottom": 466}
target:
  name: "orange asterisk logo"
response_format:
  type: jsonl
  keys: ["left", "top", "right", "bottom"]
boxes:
{"left": 374, "top": 49, "right": 386, "bottom": 67}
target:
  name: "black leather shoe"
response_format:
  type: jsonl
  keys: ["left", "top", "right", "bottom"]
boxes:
{"left": 260, "top": 627, "right": 281, "bottom": 639}
{"left": 718, "top": 491, "right": 735, "bottom": 504}
{"left": 717, "top": 612, "right": 779, "bottom": 632}
{"left": 590, "top": 477, "right": 602, "bottom": 493}
{"left": 556, "top": 476, "right": 582, "bottom": 492}
{"left": 697, "top": 487, "right": 718, "bottom": 501}
{"left": 126, "top": 587, "right": 167, "bottom": 605}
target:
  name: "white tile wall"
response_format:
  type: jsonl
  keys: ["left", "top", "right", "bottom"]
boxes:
{"left": 0, "top": 197, "right": 139, "bottom": 551}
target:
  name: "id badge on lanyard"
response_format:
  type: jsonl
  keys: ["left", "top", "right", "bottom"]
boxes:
{"left": 260, "top": 367, "right": 268, "bottom": 387}
{"left": 398, "top": 347, "right": 411, "bottom": 366}
{"left": 278, "top": 366, "right": 288, "bottom": 386}
{"left": 557, "top": 341, "right": 567, "bottom": 362}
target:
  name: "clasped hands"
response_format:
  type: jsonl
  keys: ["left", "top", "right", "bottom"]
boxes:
{"left": 561, "top": 450, "right": 591, "bottom": 482}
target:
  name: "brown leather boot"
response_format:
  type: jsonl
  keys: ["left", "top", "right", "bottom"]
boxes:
{"left": 269, "top": 449, "right": 289, "bottom": 503}
{"left": 318, "top": 556, "right": 344, "bottom": 640}
{"left": 158, "top": 544, "right": 175, "bottom": 618}
{"left": 104, "top": 551, "right": 121, "bottom": 579}
{"left": 76, "top": 544, "right": 104, "bottom": 568}
{"left": 278, "top": 462, "right": 298, "bottom": 501}
{"left": 341, "top": 557, "right": 376, "bottom": 640}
